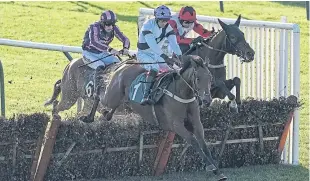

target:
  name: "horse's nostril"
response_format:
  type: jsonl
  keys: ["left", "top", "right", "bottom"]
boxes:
{"left": 247, "top": 52, "right": 253, "bottom": 57}
{"left": 246, "top": 52, "right": 255, "bottom": 60}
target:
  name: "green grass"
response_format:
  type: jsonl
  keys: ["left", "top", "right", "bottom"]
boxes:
{"left": 0, "top": 1, "right": 308, "bottom": 179}
{"left": 101, "top": 165, "right": 308, "bottom": 181}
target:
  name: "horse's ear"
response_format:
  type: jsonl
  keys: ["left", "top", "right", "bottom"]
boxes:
{"left": 218, "top": 18, "right": 228, "bottom": 32}
{"left": 235, "top": 14, "right": 241, "bottom": 27}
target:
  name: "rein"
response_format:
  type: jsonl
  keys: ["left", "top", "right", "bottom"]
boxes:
{"left": 185, "top": 32, "right": 245, "bottom": 69}
{"left": 161, "top": 65, "right": 202, "bottom": 104}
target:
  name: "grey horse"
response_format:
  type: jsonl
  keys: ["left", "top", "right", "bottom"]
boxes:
{"left": 82, "top": 55, "right": 227, "bottom": 180}
{"left": 44, "top": 55, "right": 129, "bottom": 116}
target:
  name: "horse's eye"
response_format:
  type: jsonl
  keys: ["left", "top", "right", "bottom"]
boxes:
{"left": 230, "top": 36, "right": 237, "bottom": 42}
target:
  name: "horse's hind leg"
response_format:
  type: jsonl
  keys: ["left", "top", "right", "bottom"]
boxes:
{"left": 101, "top": 85, "right": 126, "bottom": 121}
{"left": 44, "top": 79, "right": 61, "bottom": 106}
{"left": 53, "top": 87, "right": 79, "bottom": 115}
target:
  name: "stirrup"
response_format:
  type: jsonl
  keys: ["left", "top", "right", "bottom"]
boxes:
{"left": 141, "top": 97, "right": 154, "bottom": 105}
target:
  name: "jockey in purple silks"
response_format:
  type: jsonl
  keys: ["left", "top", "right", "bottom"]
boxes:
{"left": 82, "top": 10, "right": 130, "bottom": 94}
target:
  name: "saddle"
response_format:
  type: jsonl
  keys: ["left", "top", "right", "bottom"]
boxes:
{"left": 129, "top": 71, "right": 177, "bottom": 104}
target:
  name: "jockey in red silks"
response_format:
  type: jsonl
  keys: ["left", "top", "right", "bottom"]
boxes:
{"left": 82, "top": 10, "right": 130, "bottom": 94}
{"left": 168, "top": 6, "right": 215, "bottom": 54}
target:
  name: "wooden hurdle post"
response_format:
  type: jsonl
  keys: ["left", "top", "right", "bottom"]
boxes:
{"left": 30, "top": 114, "right": 61, "bottom": 181}
{"left": 153, "top": 131, "right": 175, "bottom": 176}
{"left": 277, "top": 111, "right": 294, "bottom": 155}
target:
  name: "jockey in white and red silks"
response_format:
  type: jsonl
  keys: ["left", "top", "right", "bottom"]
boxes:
{"left": 168, "top": 6, "right": 214, "bottom": 54}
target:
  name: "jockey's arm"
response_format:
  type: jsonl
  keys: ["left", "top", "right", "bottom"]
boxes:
{"left": 88, "top": 24, "right": 110, "bottom": 52}
{"left": 193, "top": 22, "right": 212, "bottom": 38}
{"left": 113, "top": 25, "right": 130, "bottom": 50}
{"left": 143, "top": 31, "right": 165, "bottom": 56}
{"left": 168, "top": 19, "right": 192, "bottom": 45}
{"left": 166, "top": 26, "right": 182, "bottom": 56}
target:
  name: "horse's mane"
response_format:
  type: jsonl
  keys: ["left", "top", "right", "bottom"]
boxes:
{"left": 179, "top": 55, "right": 205, "bottom": 75}
{"left": 204, "top": 30, "right": 222, "bottom": 43}
{"left": 184, "top": 30, "right": 222, "bottom": 55}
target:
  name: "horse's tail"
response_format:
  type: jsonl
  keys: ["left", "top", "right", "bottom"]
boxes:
{"left": 44, "top": 79, "right": 62, "bottom": 107}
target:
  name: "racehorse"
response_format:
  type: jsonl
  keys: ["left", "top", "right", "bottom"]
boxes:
{"left": 187, "top": 15, "right": 255, "bottom": 112}
{"left": 44, "top": 54, "right": 133, "bottom": 116}
{"left": 81, "top": 55, "right": 227, "bottom": 180}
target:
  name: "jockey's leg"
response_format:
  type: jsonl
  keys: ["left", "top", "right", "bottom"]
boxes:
{"left": 103, "top": 54, "right": 120, "bottom": 65}
{"left": 141, "top": 69, "right": 157, "bottom": 105}
{"left": 137, "top": 51, "right": 159, "bottom": 105}
{"left": 80, "top": 51, "right": 107, "bottom": 123}
{"left": 94, "top": 65, "right": 106, "bottom": 96}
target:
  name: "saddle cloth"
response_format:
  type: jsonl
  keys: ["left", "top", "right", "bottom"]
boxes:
{"left": 128, "top": 71, "right": 176, "bottom": 104}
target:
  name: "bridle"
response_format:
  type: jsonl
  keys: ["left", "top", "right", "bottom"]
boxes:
{"left": 160, "top": 61, "right": 209, "bottom": 105}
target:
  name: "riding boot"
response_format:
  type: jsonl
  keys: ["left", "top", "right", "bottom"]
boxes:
{"left": 94, "top": 65, "right": 106, "bottom": 97}
{"left": 92, "top": 65, "right": 106, "bottom": 116}
{"left": 80, "top": 65, "right": 106, "bottom": 123}
{"left": 141, "top": 69, "right": 157, "bottom": 105}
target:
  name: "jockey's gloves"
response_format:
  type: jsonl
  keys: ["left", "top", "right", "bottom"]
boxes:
{"left": 109, "top": 48, "right": 120, "bottom": 56}
{"left": 121, "top": 48, "right": 130, "bottom": 55}
{"left": 160, "top": 53, "right": 169, "bottom": 61}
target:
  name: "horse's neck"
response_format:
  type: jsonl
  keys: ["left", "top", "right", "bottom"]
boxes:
{"left": 204, "top": 31, "right": 227, "bottom": 65}
{"left": 172, "top": 71, "right": 194, "bottom": 98}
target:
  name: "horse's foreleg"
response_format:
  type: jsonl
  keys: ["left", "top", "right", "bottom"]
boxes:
{"left": 174, "top": 120, "right": 225, "bottom": 180}
{"left": 77, "top": 98, "right": 93, "bottom": 117}
{"left": 231, "top": 77, "right": 241, "bottom": 105}
{"left": 223, "top": 77, "right": 241, "bottom": 112}
{"left": 188, "top": 104, "right": 226, "bottom": 180}
{"left": 79, "top": 85, "right": 101, "bottom": 123}
{"left": 212, "top": 80, "right": 235, "bottom": 100}
{"left": 222, "top": 77, "right": 241, "bottom": 104}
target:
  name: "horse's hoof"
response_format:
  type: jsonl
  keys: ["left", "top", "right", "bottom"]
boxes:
{"left": 102, "top": 110, "right": 109, "bottom": 117}
{"left": 79, "top": 115, "right": 94, "bottom": 123}
{"left": 205, "top": 164, "right": 217, "bottom": 171}
{"left": 218, "top": 174, "right": 227, "bottom": 181}
{"left": 229, "top": 106, "right": 238, "bottom": 113}
{"left": 105, "top": 113, "right": 113, "bottom": 121}
{"left": 101, "top": 110, "right": 112, "bottom": 121}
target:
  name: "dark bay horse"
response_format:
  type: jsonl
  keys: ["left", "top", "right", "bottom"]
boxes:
{"left": 187, "top": 15, "right": 255, "bottom": 112}
{"left": 82, "top": 55, "right": 227, "bottom": 180}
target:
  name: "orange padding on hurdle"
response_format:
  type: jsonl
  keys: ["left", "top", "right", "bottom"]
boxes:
{"left": 277, "top": 111, "right": 294, "bottom": 154}
{"left": 153, "top": 131, "right": 176, "bottom": 176}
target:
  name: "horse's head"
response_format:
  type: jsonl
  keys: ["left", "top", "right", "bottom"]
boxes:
{"left": 179, "top": 55, "right": 213, "bottom": 106}
{"left": 217, "top": 15, "right": 255, "bottom": 62}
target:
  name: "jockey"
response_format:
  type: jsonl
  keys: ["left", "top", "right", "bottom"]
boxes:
{"left": 168, "top": 6, "right": 214, "bottom": 54}
{"left": 82, "top": 10, "right": 130, "bottom": 94}
{"left": 137, "top": 5, "right": 182, "bottom": 105}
